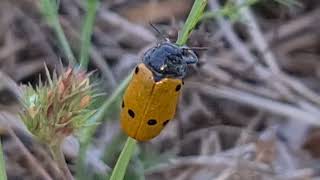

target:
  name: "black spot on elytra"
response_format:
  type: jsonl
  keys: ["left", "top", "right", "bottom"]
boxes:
{"left": 163, "top": 120, "right": 170, "bottom": 126}
{"left": 147, "top": 119, "right": 157, "bottom": 125}
{"left": 121, "top": 100, "right": 124, "bottom": 108}
{"left": 135, "top": 66, "right": 139, "bottom": 74}
{"left": 175, "top": 84, "right": 181, "bottom": 91}
{"left": 128, "top": 109, "right": 135, "bottom": 118}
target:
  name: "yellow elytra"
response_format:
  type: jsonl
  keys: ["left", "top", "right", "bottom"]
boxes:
{"left": 120, "top": 63, "right": 182, "bottom": 141}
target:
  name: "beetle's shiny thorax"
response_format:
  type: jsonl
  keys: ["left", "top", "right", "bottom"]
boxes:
{"left": 143, "top": 42, "right": 198, "bottom": 81}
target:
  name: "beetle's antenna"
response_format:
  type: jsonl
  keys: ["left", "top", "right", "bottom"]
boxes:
{"left": 149, "top": 23, "right": 170, "bottom": 42}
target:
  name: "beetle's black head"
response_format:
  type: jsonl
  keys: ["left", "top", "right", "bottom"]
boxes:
{"left": 143, "top": 42, "right": 198, "bottom": 80}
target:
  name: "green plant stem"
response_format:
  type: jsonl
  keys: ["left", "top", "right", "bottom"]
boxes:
{"left": 0, "top": 140, "right": 7, "bottom": 180}
{"left": 84, "top": 73, "right": 132, "bottom": 143}
{"left": 51, "top": 143, "right": 74, "bottom": 180}
{"left": 274, "top": 0, "right": 302, "bottom": 7}
{"left": 109, "top": 137, "right": 136, "bottom": 180}
{"left": 76, "top": 74, "right": 132, "bottom": 179}
{"left": 79, "top": 0, "right": 99, "bottom": 70}
{"left": 41, "top": 0, "right": 76, "bottom": 65}
{"left": 201, "top": 0, "right": 258, "bottom": 20}
{"left": 176, "top": 0, "right": 208, "bottom": 46}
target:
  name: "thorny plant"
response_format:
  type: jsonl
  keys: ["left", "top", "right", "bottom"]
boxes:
{"left": 19, "top": 66, "right": 99, "bottom": 179}
{"left": 20, "top": 67, "right": 98, "bottom": 146}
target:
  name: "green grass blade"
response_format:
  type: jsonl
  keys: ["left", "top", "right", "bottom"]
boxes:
{"left": 109, "top": 137, "right": 137, "bottom": 180}
{"left": 176, "top": 0, "right": 208, "bottom": 46}
{"left": 82, "top": 73, "right": 132, "bottom": 143}
{"left": 79, "top": 0, "right": 99, "bottom": 70}
{"left": 41, "top": 0, "right": 76, "bottom": 65}
{"left": 0, "top": 140, "right": 7, "bottom": 180}
{"left": 274, "top": 0, "right": 302, "bottom": 7}
{"left": 76, "top": 74, "right": 132, "bottom": 179}
{"left": 201, "top": 0, "right": 258, "bottom": 21}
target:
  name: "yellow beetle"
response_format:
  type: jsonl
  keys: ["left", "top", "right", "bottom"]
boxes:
{"left": 120, "top": 42, "right": 198, "bottom": 141}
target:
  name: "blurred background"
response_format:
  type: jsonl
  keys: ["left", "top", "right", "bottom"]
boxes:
{"left": 0, "top": 0, "right": 320, "bottom": 179}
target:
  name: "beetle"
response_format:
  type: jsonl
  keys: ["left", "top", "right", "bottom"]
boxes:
{"left": 120, "top": 41, "right": 198, "bottom": 141}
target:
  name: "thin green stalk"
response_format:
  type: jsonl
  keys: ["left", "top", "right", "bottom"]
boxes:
{"left": 83, "top": 73, "right": 132, "bottom": 143}
{"left": 109, "top": 1, "right": 207, "bottom": 180}
{"left": 274, "top": 0, "right": 302, "bottom": 7}
{"left": 41, "top": 0, "right": 76, "bottom": 65}
{"left": 176, "top": 0, "right": 208, "bottom": 46}
{"left": 109, "top": 137, "right": 137, "bottom": 180}
{"left": 0, "top": 140, "right": 7, "bottom": 180}
{"left": 51, "top": 143, "right": 74, "bottom": 180}
{"left": 76, "top": 74, "right": 132, "bottom": 179}
{"left": 201, "top": 0, "right": 258, "bottom": 20}
{"left": 79, "top": 0, "right": 99, "bottom": 69}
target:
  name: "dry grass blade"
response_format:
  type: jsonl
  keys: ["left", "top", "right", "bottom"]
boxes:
{"left": 188, "top": 82, "right": 320, "bottom": 126}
